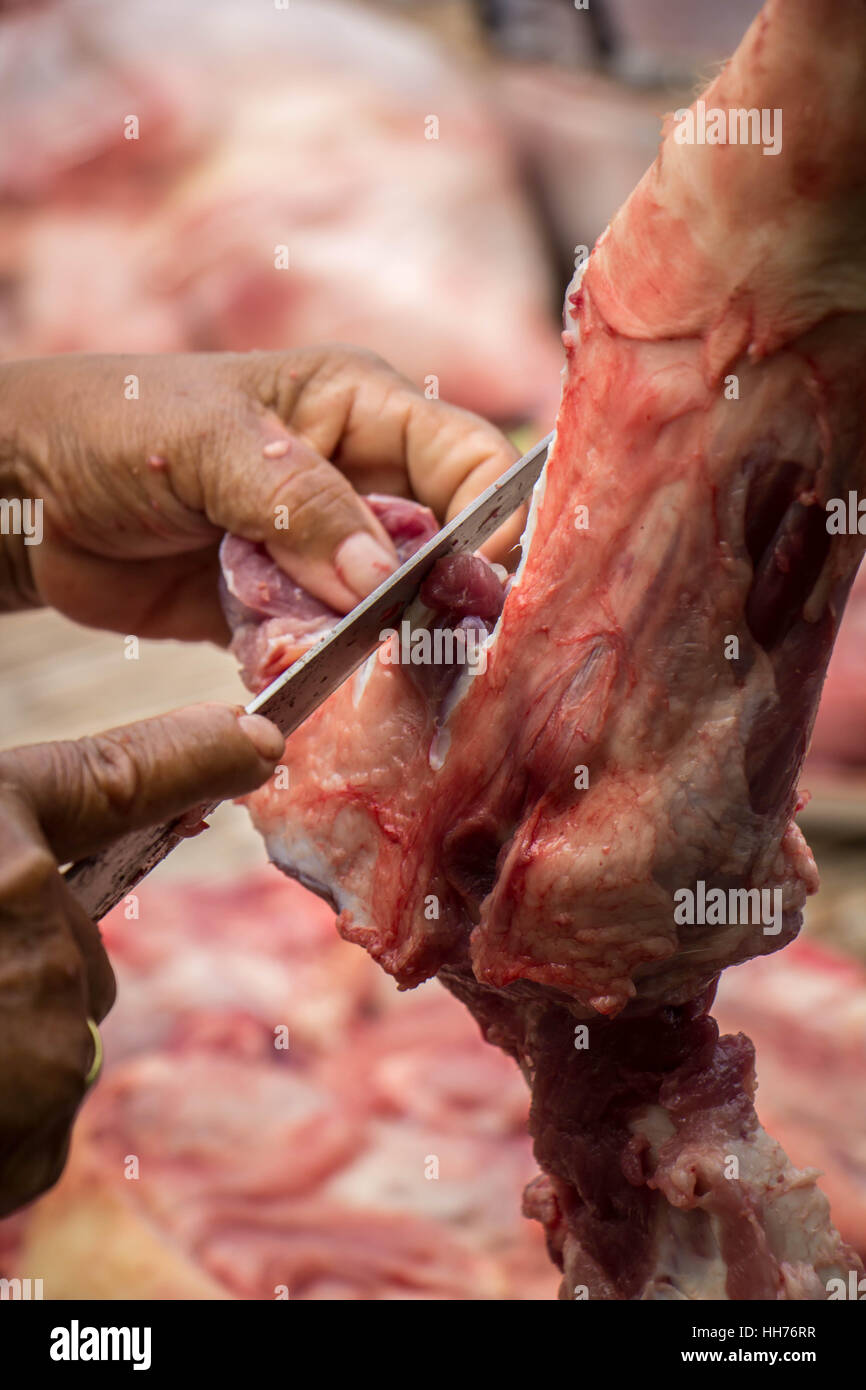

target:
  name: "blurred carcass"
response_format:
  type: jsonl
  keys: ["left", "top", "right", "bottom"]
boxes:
{"left": 715, "top": 938, "right": 866, "bottom": 1256}
{"left": 1, "top": 871, "right": 863, "bottom": 1299}
{"left": 0, "top": 0, "right": 562, "bottom": 421}
{"left": 0, "top": 872, "right": 556, "bottom": 1300}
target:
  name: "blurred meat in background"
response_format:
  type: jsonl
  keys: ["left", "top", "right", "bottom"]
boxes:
{"left": 808, "top": 568, "right": 866, "bottom": 775}
{"left": 2, "top": 0, "right": 865, "bottom": 1300}
{"left": 0, "top": 0, "right": 564, "bottom": 422}
{"left": 0, "top": 873, "right": 558, "bottom": 1300}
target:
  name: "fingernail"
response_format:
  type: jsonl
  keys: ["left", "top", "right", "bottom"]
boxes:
{"left": 238, "top": 714, "right": 285, "bottom": 760}
{"left": 335, "top": 532, "right": 396, "bottom": 599}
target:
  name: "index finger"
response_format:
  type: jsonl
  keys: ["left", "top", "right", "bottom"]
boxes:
{"left": 247, "top": 347, "right": 521, "bottom": 530}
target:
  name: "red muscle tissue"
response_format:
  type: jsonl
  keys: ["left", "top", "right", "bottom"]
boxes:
{"left": 226, "top": 0, "right": 866, "bottom": 1299}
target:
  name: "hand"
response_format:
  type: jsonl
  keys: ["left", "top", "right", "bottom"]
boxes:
{"left": 0, "top": 348, "right": 520, "bottom": 643}
{"left": 0, "top": 703, "right": 283, "bottom": 1216}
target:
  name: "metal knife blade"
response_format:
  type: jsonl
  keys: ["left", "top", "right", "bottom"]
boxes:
{"left": 63, "top": 431, "right": 552, "bottom": 920}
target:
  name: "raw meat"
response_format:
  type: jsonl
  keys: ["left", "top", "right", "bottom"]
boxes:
{"left": 0, "top": 0, "right": 563, "bottom": 422}
{"left": 89, "top": 871, "right": 377, "bottom": 1061}
{"left": 0, "top": 873, "right": 555, "bottom": 1301}
{"left": 231, "top": 0, "right": 866, "bottom": 1299}
{"left": 714, "top": 937, "right": 866, "bottom": 1256}
{"left": 221, "top": 496, "right": 439, "bottom": 695}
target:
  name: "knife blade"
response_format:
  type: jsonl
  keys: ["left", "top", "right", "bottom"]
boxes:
{"left": 63, "top": 430, "right": 553, "bottom": 920}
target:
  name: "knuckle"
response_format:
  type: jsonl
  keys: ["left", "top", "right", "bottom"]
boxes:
{"left": 77, "top": 732, "right": 146, "bottom": 820}
{"left": 1, "top": 1012, "right": 89, "bottom": 1123}
{"left": 285, "top": 471, "right": 356, "bottom": 542}
{"left": 0, "top": 914, "right": 86, "bottom": 1007}
{"left": 316, "top": 342, "right": 391, "bottom": 374}
{"left": 0, "top": 788, "right": 56, "bottom": 899}
{"left": 34, "top": 941, "right": 87, "bottom": 1003}
{"left": 0, "top": 841, "right": 56, "bottom": 901}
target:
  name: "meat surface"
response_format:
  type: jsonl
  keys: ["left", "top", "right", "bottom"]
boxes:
{"left": 226, "top": 0, "right": 866, "bottom": 1295}
{"left": 512, "top": 988, "right": 851, "bottom": 1300}
{"left": 221, "top": 496, "right": 440, "bottom": 696}
{"left": 2, "top": 874, "right": 864, "bottom": 1298}
{"left": 0, "top": 873, "right": 555, "bottom": 1301}
{"left": 224, "top": 0, "right": 866, "bottom": 1300}
{"left": 715, "top": 938, "right": 866, "bottom": 1256}
{"left": 239, "top": 0, "right": 866, "bottom": 1019}
{"left": 0, "top": 0, "right": 562, "bottom": 422}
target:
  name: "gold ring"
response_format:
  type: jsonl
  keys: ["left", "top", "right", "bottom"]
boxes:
{"left": 84, "top": 1017, "right": 103, "bottom": 1088}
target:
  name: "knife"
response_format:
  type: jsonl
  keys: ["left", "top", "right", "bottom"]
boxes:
{"left": 63, "top": 431, "right": 553, "bottom": 920}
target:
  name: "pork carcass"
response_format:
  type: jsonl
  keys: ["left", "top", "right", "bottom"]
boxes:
{"left": 226, "top": 0, "right": 866, "bottom": 1299}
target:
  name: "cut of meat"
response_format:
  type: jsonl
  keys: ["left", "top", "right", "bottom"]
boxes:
{"left": 236, "top": 0, "right": 866, "bottom": 1012}
{"left": 83, "top": 1052, "right": 364, "bottom": 1211}
{"left": 314, "top": 989, "right": 530, "bottom": 1139}
{"left": 714, "top": 937, "right": 866, "bottom": 1256}
{"left": 227, "top": 0, "right": 866, "bottom": 1298}
{"left": 446, "top": 969, "right": 855, "bottom": 1300}
{"left": 221, "top": 496, "right": 439, "bottom": 695}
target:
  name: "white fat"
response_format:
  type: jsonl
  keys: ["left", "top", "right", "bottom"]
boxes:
{"left": 424, "top": 426, "right": 555, "bottom": 757}
{"left": 564, "top": 251, "right": 590, "bottom": 336}
{"left": 353, "top": 650, "right": 378, "bottom": 706}
{"left": 510, "top": 439, "right": 551, "bottom": 594}
{"left": 640, "top": 1208, "right": 731, "bottom": 1301}
{"left": 265, "top": 829, "right": 354, "bottom": 919}
{"left": 434, "top": 625, "right": 492, "bottom": 724}
{"left": 628, "top": 1098, "right": 849, "bottom": 1299}
{"left": 264, "top": 801, "right": 379, "bottom": 924}
{"left": 428, "top": 724, "right": 451, "bottom": 770}
{"left": 628, "top": 1103, "right": 732, "bottom": 1299}
{"left": 630, "top": 1103, "right": 675, "bottom": 1148}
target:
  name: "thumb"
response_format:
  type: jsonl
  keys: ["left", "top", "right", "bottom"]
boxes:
{"left": 0, "top": 704, "right": 285, "bottom": 863}
{"left": 192, "top": 409, "right": 399, "bottom": 612}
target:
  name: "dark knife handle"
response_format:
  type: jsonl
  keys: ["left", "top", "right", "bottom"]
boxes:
{"left": 62, "top": 816, "right": 203, "bottom": 921}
